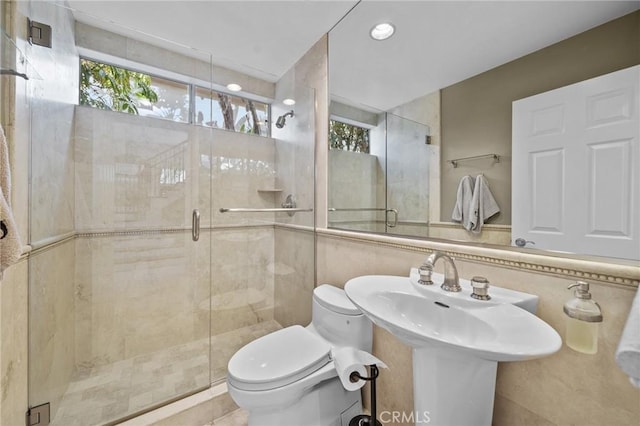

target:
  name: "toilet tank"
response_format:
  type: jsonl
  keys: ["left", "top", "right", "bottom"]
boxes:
{"left": 311, "top": 284, "right": 372, "bottom": 352}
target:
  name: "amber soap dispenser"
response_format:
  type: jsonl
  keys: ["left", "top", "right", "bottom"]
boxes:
{"left": 563, "top": 281, "right": 603, "bottom": 354}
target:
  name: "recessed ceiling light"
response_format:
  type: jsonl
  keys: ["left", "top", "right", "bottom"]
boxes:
{"left": 226, "top": 83, "right": 242, "bottom": 92}
{"left": 370, "top": 22, "right": 395, "bottom": 41}
{"left": 283, "top": 98, "right": 296, "bottom": 106}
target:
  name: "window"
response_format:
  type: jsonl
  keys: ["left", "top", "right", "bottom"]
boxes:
{"left": 194, "top": 87, "right": 269, "bottom": 136}
{"left": 139, "top": 76, "right": 189, "bottom": 122}
{"left": 80, "top": 59, "right": 189, "bottom": 123}
{"left": 329, "top": 119, "right": 370, "bottom": 153}
{"left": 80, "top": 58, "right": 270, "bottom": 135}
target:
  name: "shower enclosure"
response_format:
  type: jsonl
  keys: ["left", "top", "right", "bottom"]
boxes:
{"left": 328, "top": 112, "right": 431, "bottom": 237}
{"left": 19, "top": 2, "right": 316, "bottom": 424}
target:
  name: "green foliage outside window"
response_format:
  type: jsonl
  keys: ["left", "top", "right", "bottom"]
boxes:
{"left": 80, "top": 59, "right": 158, "bottom": 114}
{"left": 329, "top": 120, "right": 370, "bottom": 153}
{"left": 81, "top": 59, "right": 269, "bottom": 135}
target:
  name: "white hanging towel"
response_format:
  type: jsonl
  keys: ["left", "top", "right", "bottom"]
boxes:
{"left": 615, "top": 287, "right": 640, "bottom": 388}
{"left": 0, "top": 124, "right": 23, "bottom": 278}
{"left": 451, "top": 175, "right": 475, "bottom": 231}
{"left": 469, "top": 174, "right": 500, "bottom": 234}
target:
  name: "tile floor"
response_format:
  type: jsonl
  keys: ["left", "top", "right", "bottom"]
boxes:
{"left": 206, "top": 408, "right": 249, "bottom": 425}
{"left": 50, "top": 320, "right": 280, "bottom": 426}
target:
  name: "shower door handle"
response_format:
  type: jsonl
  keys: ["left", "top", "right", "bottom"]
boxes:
{"left": 192, "top": 209, "right": 200, "bottom": 241}
{"left": 386, "top": 209, "right": 398, "bottom": 228}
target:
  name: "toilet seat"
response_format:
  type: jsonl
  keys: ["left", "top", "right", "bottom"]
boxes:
{"left": 227, "top": 325, "right": 331, "bottom": 391}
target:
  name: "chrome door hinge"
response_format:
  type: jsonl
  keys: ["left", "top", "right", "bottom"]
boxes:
{"left": 26, "top": 403, "right": 50, "bottom": 426}
{"left": 28, "top": 18, "right": 52, "bottom": 48}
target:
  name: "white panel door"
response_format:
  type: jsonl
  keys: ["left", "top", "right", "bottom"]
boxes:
{"left": 512, "top": 65, "right": 639, "bottom": 260}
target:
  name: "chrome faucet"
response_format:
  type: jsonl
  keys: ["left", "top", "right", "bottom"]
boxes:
{"left": 422, "top": 252, "right": 461, "bottom": 292}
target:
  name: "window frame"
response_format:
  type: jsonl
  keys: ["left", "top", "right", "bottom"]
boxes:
{"left": 78, "top": 55, "right": 272, "bottom": 137}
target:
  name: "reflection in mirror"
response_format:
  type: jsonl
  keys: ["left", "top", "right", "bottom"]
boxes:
{"left": 328, "top": 102, "right": 434, "bottom": 238}
{"left": 328, "top": 1, "right": 639, "bottom": 261}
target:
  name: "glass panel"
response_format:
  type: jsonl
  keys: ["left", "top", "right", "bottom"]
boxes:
{"left": 28, "top": 7, "right": 211, "bottom": 424}
{"left": 328, "top": 110, "right": 386, "bottom": 233}
{"left": 80, "top": 58, "right": 189, "bottom": 123}
{"left": 385, "top": 113, "right": 431, "bottom": 237}
{"left": 195, "top": 86, "right": 269, "bottom": 136}
{"left": 141, "top": 75, "right": 189, "bottom": 122}
{"left": 328, "top": 111, "right": 430, "bottom": 236}
{"left": 272, "top": 85, "right": 316, "bottom": 328}
{"left": 30, "top": 106, "right": 212, "bottom": 426}
{"left": 209, "top": 85, "right": 316, "bottom": 383}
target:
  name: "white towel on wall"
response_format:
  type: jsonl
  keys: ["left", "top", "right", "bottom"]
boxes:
{"left": 451, "top": 175, "right": 475, "bottom": 231}
{"left": 469, "top": 174, "right": 500, "bottom": 234}
{"left": 0, "top": 124, "right": 23, "bottom": 278}
{"left": 616, "top": 287, "right": 640, "bottom": 388}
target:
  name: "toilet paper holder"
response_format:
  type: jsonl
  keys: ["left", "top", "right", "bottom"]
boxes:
{"left": 349, "top": 364, "right": 382, "bottom": 426}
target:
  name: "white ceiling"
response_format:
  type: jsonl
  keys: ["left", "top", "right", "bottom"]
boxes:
{"left": 67, "top": 0, "right": 358, "bottom": 81}
{"left": 329, "top": 0, "right": 640, "bottom": 111}
{"left": 68, "top": 1, "right": 639, "bottom": 110}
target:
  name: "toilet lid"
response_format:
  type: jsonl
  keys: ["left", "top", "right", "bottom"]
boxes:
{"left": 227, "top": 325, "right": 331, "bottom": 391}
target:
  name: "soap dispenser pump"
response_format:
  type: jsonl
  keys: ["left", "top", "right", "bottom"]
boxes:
{"left": 563, "top": 281, "right": 603, "bottom": 354}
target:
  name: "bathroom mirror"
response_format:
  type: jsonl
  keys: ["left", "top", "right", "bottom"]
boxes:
{"left": 327, "top": 0, "right": 640, "bottom": 261}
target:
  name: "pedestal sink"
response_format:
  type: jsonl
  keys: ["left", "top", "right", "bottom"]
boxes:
{"left": 344, "top": 269, "right": 561, "bottom": 426}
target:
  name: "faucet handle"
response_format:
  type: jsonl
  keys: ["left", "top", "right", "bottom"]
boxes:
{"left": 470, "top": 276, "right": 491, "bottom": 301}
{"left": 418, "top": 263, "right": 434, "bottom": 285}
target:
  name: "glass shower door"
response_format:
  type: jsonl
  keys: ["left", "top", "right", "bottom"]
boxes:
{"left": 26, "top": 15, "right": 214, "bottom": 420}
{"left": 385, "top": 113, "right": 431, "bottom": 237}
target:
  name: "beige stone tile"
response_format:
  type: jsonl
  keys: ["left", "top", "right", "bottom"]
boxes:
{"left": 370, "top": 327, "right": 414, "bottom": 426}
{"left": 25, "top": 0, "right": 78, "bottom": 244}
{"left": 212, "top": 409, "right": 248, "bottom": 426}
{"left": 211, "top": 393, "right": 242, "bottom": 422}
{"left": 274, "top": 227, "right": 314, "bottom": 327}
{"left": 493, "top": 395, "right": 554, "bottom": 426}
{"left": 126, "top": 38, "right": 197, "bottom": 78}
{"left": 74, "top": 108, "right": 195, "bottom": 232}
{"left": 213, "top": 64, "right": 275, "bottom": 100}
{"left": 0, "top": 261, "right": 29, "bottom": 426}
{"left": 75, "top": 22, "right": 128, "bottom": 59}
{"left": 316, "top": 233, "right": 640, "bottom": 426}
{"left": 29, "top": 240, "right": 76, "bottom": 418}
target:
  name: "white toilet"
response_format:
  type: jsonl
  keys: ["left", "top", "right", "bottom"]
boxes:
{"left": 227, "top": 284, "right": 373, "bottom": 426}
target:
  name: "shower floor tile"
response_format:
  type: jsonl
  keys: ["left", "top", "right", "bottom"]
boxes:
{"left": 50, "top": 320, "right": 280, "bottom": 426}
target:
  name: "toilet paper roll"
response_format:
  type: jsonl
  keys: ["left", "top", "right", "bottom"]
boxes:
{"left": 332, "top": 347, "right": 388, "bottom": 391}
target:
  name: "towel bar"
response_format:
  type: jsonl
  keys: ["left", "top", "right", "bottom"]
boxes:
{"left": 219, "top": 207, "right": 313, "bottom": 213}
{"left": 449, "top": 153, "right": 500, "bottom": 168}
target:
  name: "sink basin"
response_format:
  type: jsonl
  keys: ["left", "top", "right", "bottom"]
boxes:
{"left": 345, "top": 273, "right": 561, "bottom": 361}
{"left": 344, "top": 272, "right": 561, "bottom": 426}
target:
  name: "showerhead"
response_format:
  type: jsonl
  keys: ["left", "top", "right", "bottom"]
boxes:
{"left": 275, "top": 110, "right": 295, "bottom": 129}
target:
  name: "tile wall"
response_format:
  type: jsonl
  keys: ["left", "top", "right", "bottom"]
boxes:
{"left": 1, "top": 0, "right": 78, "bottom": 424}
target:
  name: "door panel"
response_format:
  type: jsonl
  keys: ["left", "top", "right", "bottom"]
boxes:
{"left": 529, "top": 148, "right": 564, "bottom": 233}
{"left": 512, "top": 65, "right": 639, "bottom": 260}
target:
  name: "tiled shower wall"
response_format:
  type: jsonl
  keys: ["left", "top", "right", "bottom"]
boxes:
{"left": 26, "top": 100, "right": 285, "bottom": 422}
{"left": 72, "top": 105, "right": 279, "bottom": 374}
{"left": 2, "top": 0, "right": 79, "bottom": 423}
